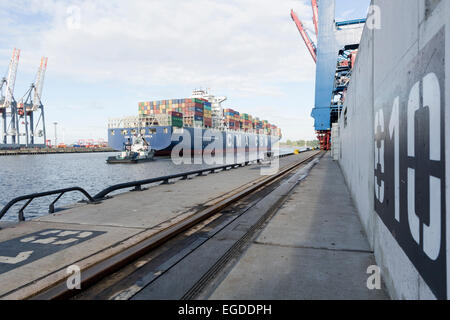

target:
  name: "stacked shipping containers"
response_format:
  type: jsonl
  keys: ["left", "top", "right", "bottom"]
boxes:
{"left": 262, "top": 120, "right": 270, "bottom": 134}
{"left": 182, "top": 98, "right": 204, "bottom": 127}
{"left": 253, "top": 117, "right": 263, "bottom": 132}
{"left": 240, "top": 113, "right": 253, "bottom": 131}
{"left": 138, "top": 100, "right": 184, "bottom": 127}
{"left": 203, "top": 100, "right": 212, "bottom": 127}
{"left": 137, "top": 98, "right": 281, "bottom": 136}
{"left": 138, "top": 100, "right": 179, "bottom": 115}
{"left": 169, "top": 111, "right": 183, "bottom": 127}
{"left": 224, "top": 108, "right": 240, "bottom": 130}
{"left": 138, "top": 98, "right": 209, "bottom": 127}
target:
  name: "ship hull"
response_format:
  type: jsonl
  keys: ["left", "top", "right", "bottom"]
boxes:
{"left": 108, "top": 126, "right": 280, "bottom": 158}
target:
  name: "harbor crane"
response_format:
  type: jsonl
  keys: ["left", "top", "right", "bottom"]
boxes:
{"left": 18, "top": 57, "right": 48, "bottom": 146}
{"left": 290, "top": 9, "right": 317, "bottom": 63}
{"left": 312, "top": 0, "right": 319, "bottom": 36}
{"left": 0, "top": 48, "right": 20, "bottom": 145}
{"left": 292, "top": 0, "right": 366, "bottom": 150}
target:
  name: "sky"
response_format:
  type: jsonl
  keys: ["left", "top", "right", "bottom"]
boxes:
{"left": 0, "top": 0, "right": 370, "bottom": 144}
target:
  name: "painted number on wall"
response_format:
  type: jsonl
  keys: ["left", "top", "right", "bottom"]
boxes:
{"left": 374, "top": 28, "right": 446, "bottom": 299}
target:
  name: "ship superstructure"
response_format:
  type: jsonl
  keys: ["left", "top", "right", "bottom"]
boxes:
{"left": 191, "top": 88, "right": 227, "bottom": 129}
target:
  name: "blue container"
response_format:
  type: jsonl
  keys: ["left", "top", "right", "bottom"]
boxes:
{"left": 194, "top": 115, "right": 203, "bottom": 121}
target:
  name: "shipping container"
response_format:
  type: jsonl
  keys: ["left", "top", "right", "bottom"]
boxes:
{"left": 136, "top": 97, "right": 280, "bottom": 135}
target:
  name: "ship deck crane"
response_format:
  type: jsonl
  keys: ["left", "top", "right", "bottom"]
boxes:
{"left": 0, "top": 48, "right": 20, "bottom": 145}
{"left": 18, "top": 57, "right": 48, "bottom": 146}
{"left": 290, "top": 9, "right": 317, "bottom": 63}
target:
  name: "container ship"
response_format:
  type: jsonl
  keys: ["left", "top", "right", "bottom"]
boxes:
{"left": 107, "top": 89, "right": 282, "bottom": 156}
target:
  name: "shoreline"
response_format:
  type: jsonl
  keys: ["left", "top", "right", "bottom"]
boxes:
{"left": 0, "top": 147, "right": 115, "bottom": 156}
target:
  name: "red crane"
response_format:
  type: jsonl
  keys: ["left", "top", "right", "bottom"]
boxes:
{"left": 311, "top": 0, "right": 319, "bottom": 36}
{"left": 290, "top": 9, "right": 317, "bottom": 63}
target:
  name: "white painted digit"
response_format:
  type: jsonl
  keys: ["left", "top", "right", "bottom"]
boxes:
{"left": 407, "top": 73, "right": 441, "bottom": 260}
{"left": 425, "top": 73, "right": 441, "bottom": 161}
{"left": 422, "top": 73, "right": 441, "bottom": 260}
{"left": 407, "top": 167, "right": 420, "bottom": 243}
{"left": 426, "top": 176, "right": 441, "bottom": 260}
{"left": 389, "top": 97, "right": 400, "bottom": 221}
{"left": 407, "top": 81, "right": 421, "bottom": 244}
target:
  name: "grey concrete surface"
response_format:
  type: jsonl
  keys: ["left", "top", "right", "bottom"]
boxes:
{"left": 0, "top": 153, "right": 311, "bottom": 299}
{"left": 209, "top": 154, "right": 389, "bottom": 300}
{"left": 132, "top": 159, "right": 321, "bottom": 300}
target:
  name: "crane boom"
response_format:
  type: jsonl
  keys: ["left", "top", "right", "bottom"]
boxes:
{"left": 3, "top": 48, "right": 20, "bottom": 109}
{"left": 290, "top": 9, "right": 317, "bottom": 63}
{"left": 311, "top": 0, "right": 319, "bottom": 36}
{"left": 33, "top": 57, "right": 48, "bottom": 110}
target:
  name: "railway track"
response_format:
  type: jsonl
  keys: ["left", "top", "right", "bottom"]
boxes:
{"left": 30, "top": 151, "right": 322, "bottom": 300}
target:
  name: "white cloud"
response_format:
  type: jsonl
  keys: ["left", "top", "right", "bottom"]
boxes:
{"left": 3, "top": 0, "right": 315, "bottom": 91}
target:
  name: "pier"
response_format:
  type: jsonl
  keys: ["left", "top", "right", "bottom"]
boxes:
{"left": 0, "top": 151, "right": 387, "bottom": 300}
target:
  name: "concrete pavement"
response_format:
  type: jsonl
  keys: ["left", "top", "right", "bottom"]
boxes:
{"left": 208, "top": 154, "right": 389, "bottom": 300}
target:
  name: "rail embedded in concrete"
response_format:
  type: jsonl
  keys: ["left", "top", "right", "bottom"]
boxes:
{"left": 0, "top": 152, "right": 301, "bottom": 222}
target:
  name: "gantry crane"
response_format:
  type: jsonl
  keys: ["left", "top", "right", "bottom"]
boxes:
{"left": 291, "top": 0, "right": 366, "bottom": 150}
{"left": 0, "top": 48, "right": 20, "bottom": 145}
{"left": 18, "top": 57, "right": 48, "bottom": 146}
{"left": 290, "top": 9, "right": 317, "bottom": 63}
{"left": 311, "top": 0, "right": 319, "bottom": 36}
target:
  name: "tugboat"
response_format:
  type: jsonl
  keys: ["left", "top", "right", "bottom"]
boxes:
{"left": 106, "top": 134, "right": 155, "bottom": 164}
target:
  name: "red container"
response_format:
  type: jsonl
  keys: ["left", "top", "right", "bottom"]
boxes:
{"left": 169, "top": 111, "right": 183, "bottom": 117}
{"left": 204, "top": 117, "right": 212, "bottom": 126}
